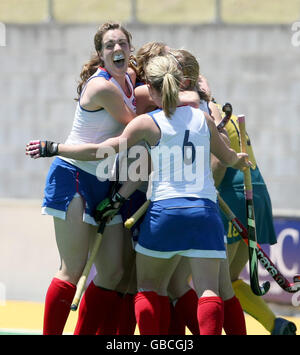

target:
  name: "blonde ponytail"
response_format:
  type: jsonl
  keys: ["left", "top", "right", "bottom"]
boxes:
{"left": 145, "top": 55, "right": 182, "bottom": 118}
{"left": 161, "top": 72, "right": 180, "bottom": 118}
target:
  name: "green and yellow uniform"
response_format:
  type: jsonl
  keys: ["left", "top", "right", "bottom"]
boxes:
{"left": 214, "top": 107, "right": 296, "bottom": 335}
{"left": 218, "top": 114, "right": 277, "bottom": 246}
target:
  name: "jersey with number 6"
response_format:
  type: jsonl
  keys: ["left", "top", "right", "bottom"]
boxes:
{"left": 147, "top": 106, "right": 216, "bottom": 202}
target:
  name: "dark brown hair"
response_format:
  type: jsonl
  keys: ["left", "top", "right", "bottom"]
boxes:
{"left": 168, "top": 49, "right": 199, "bottom": 90}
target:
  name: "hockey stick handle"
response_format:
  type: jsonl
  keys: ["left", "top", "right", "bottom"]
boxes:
{"left": 237, "top": 115, "right": 252, "bottom": 197}
{"left": 218, "top": 194, "right": 300, "bottom": 293}
{"left": 70, "top": 220, "right": 106, "bottom": 311}
{"left": 238, "top": 115, "right": 270, "bottom": 296}
{"left": 124, "top": 200, "right": 151, "bottom": 229}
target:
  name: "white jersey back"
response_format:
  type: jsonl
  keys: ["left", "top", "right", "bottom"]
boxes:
{"left": 147, "top": 106, "right": 217, "bottom": 202}
{"left": 60, "top": 67, "right": 136, "bottom": 176}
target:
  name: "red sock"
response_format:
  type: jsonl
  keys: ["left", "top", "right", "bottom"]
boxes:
{"left": 174, "top": 289, "right": 199, "bottom": 335}
{"left": 134, "top": 291, "right": 160, "bottom": 335}
{"left": 74, "top": 281, "right": 119, "bottom": 335}
{"left": 223, "top": 296, "right": 247, "bottom": 335}
{"left": 117, "top": 294, "right": 136, "bottom": 335}
{"left": 43, "top": 277, "right": 76, "bottom": 335}
{"left": 197, "top": 296, "right": 224, "bottom": 335}
{"left": 158, "top": 295, "right": 170, "bottom": 335}
{"left": 96, "top": 292, "right": 123, "bottom": 335}
{"left": 169, "top": 302, "right": 186, "bottom": 335}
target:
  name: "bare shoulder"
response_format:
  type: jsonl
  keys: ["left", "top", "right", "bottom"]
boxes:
{"left": 125, "top": 113, "right": 160, "bottom": 145}
{"left": 134, "top": 84, "right": 148, "bottom": 96}
{"left": 85, "top": 76, "right": 125, "bottom": 111}
{"left": 134, "top": 85, "right": 157, "bottom": 115}
{"left": 87, "top": 76, "right": 120, "bottom": 96}
{"left": 129, "top": 114, "right": 154, "bottom": 129}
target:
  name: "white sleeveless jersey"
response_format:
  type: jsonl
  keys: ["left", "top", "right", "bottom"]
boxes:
{"left": 199, "top": 100, "right": 210, "bottom": 114}
{"left": 147, "top": 106, "right": 217, "bottom": 202}
{"left": 60, "top": 67, "right": 136, "bottom": 176}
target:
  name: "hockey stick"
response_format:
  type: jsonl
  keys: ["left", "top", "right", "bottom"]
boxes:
{"left": 217, "top": 102, "right": 233, "bottom": 131}
{"left": 238, "top": 115, "right": 270, "bottom": 296}
{"left": 124, "top": 200, "right": 150, "bottom": 229}
{"left": 217, "top": 194, "right": 300, "bottom": 293}
{"left": 70, "top": 219, "right": 107, "bottom": 311}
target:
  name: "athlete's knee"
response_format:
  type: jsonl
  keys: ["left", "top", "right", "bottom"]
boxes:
{"left": 95, "top": 267, "right": 124, "bottom": 289}
{"left": 219, "top": 283, "right": 235, "bottom": 301}
{"left": 55, "top": 268, "right": 83, "bottom": 286}
{"left": 138, "top": 279, "right": 168, "bottom": 296}
{"left": 168, "top": 282, "right": 191, "bottom": 301}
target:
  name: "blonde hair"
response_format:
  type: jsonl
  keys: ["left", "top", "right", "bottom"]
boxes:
{"left": 145, "top": 55, "right": 183, "bottom": 118}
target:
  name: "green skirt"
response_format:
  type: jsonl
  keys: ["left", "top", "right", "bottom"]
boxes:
{"left": 218, "top": 167, "right": 277, "bottom": 246}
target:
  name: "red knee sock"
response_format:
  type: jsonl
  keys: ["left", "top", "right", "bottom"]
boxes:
{"left": 43, "top": 277, "right": 76, "bottom": 335}
{"left": 197, "top": 296, "right": 224, "bottom": 335}
{"left": 158, "top": 295, "right": 170, "bottom": 335}
{"left": 223, "top": 296, "right": 247, "bottom": 335}
{"left": 169, "top": 302, "right": 186, "bottom": 335}
{"left": 134, "top": 291, "right": 160, "bottom": 335}
{"left": 74, "top": 281, "right": 119, "bottom": 335}
{"left": 96, "top": 292, "right": 123, "bottom": 335}
{"left": 117, "top": 294, "right": 137, "bottom": 335}
{"left": 174, "top": 289, "right": 199, "bottom": 335}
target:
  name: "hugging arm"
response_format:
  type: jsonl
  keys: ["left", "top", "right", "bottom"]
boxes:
{"left": 205, "top": 113, "right": 250, "bottom": 171}
{"left": 26, "top": 114, "right": 157, "bottom": 161}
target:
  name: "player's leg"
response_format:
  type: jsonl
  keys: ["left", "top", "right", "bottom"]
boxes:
{"left": 135, "top": 252, "right": 181, "bottom": 335}
{"left": 44, "top": 196, "right": 96, "bottom": 335}
{"left": 219, "top": 253, "right": 246, "bottom": 335}
{"left": 189, "top": 257, "right": 224, "bottom": 335}
{"left": 113, "top": 228, "right": 137, "bottom": 335}
{"left": 74, "top": 221, "right": 125, "bottom": 335}
{"left": 167, "top": 259, "right": 199, "bottom": 335}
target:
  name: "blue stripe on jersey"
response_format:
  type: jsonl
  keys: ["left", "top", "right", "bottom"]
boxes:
{"left": 95, "top": 67, "right": 112, "bottom": 80}
{"left": 147, "top": 109, "right": 162, "bottom": 146}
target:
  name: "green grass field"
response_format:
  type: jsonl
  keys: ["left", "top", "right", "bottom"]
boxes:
{"left": 0, "top": 0, "right": 300, "bottom": 24}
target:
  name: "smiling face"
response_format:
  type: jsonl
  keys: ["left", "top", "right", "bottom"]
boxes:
{"left": 100, "top": 29, "right": 131, "bottom": 78}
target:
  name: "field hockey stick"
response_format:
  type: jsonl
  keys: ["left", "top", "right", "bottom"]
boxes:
{"left": 70, "top": 219, "right": 107, "bottom": 311}
{"left": 238, "top": 115, "right": 270, "bottom": 296}
{"left": 217, "top": 102, "right": 233, "bottom": 131}
{"left": 217, "top": 194, "right": 300, "bottom": 293}
{"left": 124, "top": 200, "right": 150, "bottom": 229}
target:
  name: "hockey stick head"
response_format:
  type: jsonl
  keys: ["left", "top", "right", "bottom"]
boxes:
{"left": 253, "top": 280, "right": 271, "bottom": 296}
{"left": 288, "top": 275, "right": 300, "bottom": 292}
{"left": 217, "top": 102, "right": 233, "bottom": 130}
{"left": 222, "top": 102, "right": 232, "bottom": 117}
{"left": 293, "top": 275, "right": 300, "bottom": 283}
{"left": 249, "top": 248, "right": 271, "bottom": 295}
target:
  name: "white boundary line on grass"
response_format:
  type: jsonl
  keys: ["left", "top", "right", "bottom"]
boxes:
{"left": 0, "top": 328, "right": 42, "bottom": 335}
{"left": 0, "top": 328, "right": 73, "bottom": 335}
